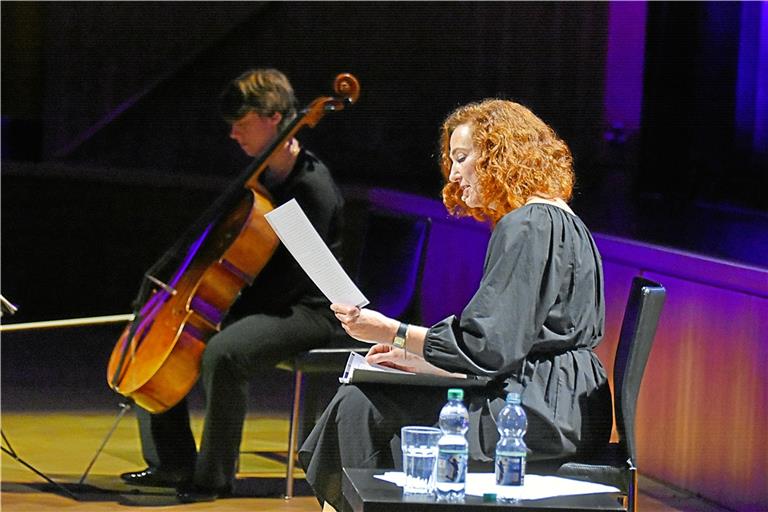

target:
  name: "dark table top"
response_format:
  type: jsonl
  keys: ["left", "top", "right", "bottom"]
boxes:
{"left": 342, "top": 468, "right": 626, "bottom": 512}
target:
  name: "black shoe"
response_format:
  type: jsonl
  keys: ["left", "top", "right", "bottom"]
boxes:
{"left": 120, "top": 466, "right": 192, "bottom": 487}
{"left": 176, "top": 484, "right": 232, "bottom": 503}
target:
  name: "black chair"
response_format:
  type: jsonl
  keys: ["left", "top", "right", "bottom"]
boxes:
{"left": 555, "top": 276, "right": 666, "bottom": 511}
{"left": 278, "top": 208, "right": 432, "bottom": 497}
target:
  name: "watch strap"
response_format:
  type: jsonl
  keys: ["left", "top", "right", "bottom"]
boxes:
{"left": 392, "top": 322, "right": 408, "bottom": 349}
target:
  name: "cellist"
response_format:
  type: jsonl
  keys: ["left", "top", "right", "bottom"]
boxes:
{"left": 119, "top": 68, "right": 347, "bottom": 503}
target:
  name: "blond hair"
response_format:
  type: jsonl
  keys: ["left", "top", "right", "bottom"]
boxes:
{"left": 219, "top": 68, "right": 297, "bottom": 130}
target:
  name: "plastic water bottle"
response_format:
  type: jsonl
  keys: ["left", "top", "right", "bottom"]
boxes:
{"left": 435, "top": 388, "right": 469, "bottom": 501}
{"left": 495, "top": 392, "right": 527, "bottom": 501}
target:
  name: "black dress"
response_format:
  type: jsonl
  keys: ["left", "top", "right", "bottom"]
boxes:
{"left": 298, "top": 203, "right": 613, "bottom": 510}
{"left": 135, "top": 149, "right": 347, "bottom": 491}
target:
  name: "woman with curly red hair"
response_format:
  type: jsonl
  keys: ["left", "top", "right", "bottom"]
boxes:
{"left": 299, "top": 99, "right": 613, "bottom": 512}
{"left": 439, "top": 99, "right": 575, "bottom": 222}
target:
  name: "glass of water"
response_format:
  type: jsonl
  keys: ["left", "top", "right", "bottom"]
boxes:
{"left": 401, "top": 426, "right": 441, "bottom": 495}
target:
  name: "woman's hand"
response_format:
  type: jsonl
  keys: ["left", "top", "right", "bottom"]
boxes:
{"left": 363, "top": 343, "right": 418, "bottom": 372}
{"left": 331, "top": 304, "right": 398, "bottom": 344}
{"left": 366, "top": 343, "right": 466, "bottom": 378}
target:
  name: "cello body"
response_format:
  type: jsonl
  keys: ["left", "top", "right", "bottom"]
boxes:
{"left": 107, "top": 189, "right": 278, "bottom": 412}
{"left": 107, "top": 73, "right": 360, "bottom": 413}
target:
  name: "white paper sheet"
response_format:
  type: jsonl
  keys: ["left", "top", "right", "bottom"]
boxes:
{"left": 264, "top": 199, "right": 369, "bottom": 308}
{"left": 374, "top": 472, "right": 620, "bottom": 501}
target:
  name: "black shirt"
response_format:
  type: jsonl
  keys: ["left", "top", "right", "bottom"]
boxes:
{"left": 424, "top": 203, "right": 612, "bottom": 460}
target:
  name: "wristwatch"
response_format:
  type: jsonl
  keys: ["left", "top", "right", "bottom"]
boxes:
{"left": 392, "top": 322, "right": 408, "bottom": 349}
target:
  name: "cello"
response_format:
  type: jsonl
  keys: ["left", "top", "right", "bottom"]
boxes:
{"left": 107, "top": 73, "right": 360, "bottom": 413}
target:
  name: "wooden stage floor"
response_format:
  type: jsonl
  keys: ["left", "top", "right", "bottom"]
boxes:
{"left": 1, "top": 409, "right": 320, "bottom": 511}
{"left": 1, "top": 409, "right": 730, "bottom": 512}
{"left": 0, "top": 325, "right": 729, "bottom": 512}
{"left": 0, "top": 324, "right": 730, "bottom": 511}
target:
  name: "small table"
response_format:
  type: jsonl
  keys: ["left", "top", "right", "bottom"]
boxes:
{"left": 342, "top": 468, "right": 626, "bottom": 512}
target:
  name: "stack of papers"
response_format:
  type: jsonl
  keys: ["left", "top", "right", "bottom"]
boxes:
{"left": 339, "top": 352, "right": 491, "bottom": 387}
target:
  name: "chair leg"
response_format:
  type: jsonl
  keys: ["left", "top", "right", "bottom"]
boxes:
{"left": 285, "top": 369, "right": 304, "bottom": 499}
{"left": 628, "top": 466, "right": 638, "bottom": 512}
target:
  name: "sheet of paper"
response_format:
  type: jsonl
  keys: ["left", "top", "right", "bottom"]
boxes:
{"left": 264, "top": 199, "right": 369, "bottom": 308}
{"left": 374, "top": 472, "right": 620, "bottom": 500}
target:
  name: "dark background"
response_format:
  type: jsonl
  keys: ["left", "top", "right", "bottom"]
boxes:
{"left": 2, "top": 2, "right": 766, "bottom": 326}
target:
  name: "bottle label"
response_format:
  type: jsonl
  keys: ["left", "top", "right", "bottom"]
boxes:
{"left": 436, "top": 449, "right": 467, "bottom": 484}
{"left": 495, "top": 453, "right": 525, "bottom": 486}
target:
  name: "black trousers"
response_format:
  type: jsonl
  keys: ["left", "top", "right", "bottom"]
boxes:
{"left": 298, "top": 384, "right": 449, "bottom": 511}
{"left": 135, "top": 303, "right": 339, "bottom": 489}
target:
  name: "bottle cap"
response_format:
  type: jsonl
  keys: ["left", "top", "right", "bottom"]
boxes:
{"left": 447, "top": 388, "right": 464, "bottom": 400}
{"left": 507, "top": 392, "right": 521, "bottom": 404}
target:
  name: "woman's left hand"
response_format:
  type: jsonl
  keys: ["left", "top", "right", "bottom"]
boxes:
{"left": 365, "top": 343, "right": 423, "bottom": 372}
{"left": 331, "top": 303, "right": 398, "bottom": 344}
{"left": 366, "top": 343, "right": 466, "bottom": 377}
{"left": 365, "top": 343, "right": 426, "bottom": 373}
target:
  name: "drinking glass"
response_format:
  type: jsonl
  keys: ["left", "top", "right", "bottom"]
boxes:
{"left": 401, "top": 426, "right": 441, "bottom": 495}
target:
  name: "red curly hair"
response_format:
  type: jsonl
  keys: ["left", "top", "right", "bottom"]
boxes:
{"left": 440, "top": 99, "right": 575, "bottom": 224}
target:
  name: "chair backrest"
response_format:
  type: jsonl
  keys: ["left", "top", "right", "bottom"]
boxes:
{"left": 353, "top": 209, "right": 431, "bottom": 323}
{"left": 613, "top": 276, "right": 666, "bottom": 465}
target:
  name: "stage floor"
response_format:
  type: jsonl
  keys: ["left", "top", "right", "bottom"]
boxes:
{"left": 1, "top": 409, "right": 319, "bottom": 511}
{"left": 1, "top": 409, "right": 729, "bottom": 512}
{"left": 0, "top": 324, "right": 730, "bottom": 511}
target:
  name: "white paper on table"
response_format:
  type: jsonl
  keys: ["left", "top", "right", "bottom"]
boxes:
{"left": 374, "top": 472, "right": 620, "bottom": 501}
{"left": 264, "top": 199, "right": 369, "bottom": 308}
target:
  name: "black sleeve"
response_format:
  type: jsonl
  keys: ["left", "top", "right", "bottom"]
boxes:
{"left": 423, "top": 210, "right": 561, "bottom": 377}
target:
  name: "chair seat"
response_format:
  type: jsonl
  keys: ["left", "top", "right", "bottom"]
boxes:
{"left": 556, "top": 443, "right": 631, "bottom": 492}
{"left": 290, "top": 347, "right": 369, "bottom": 373}
{"left": 275, "top": 331, "right": 370, "bottom": 373}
